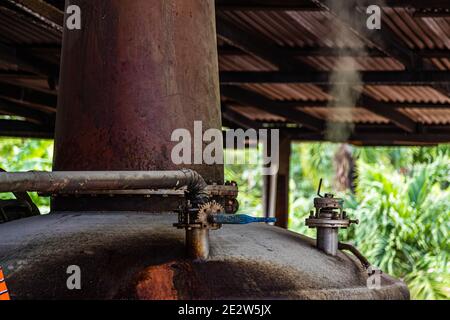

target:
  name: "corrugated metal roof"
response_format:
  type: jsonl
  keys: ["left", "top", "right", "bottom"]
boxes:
{"left": 229, "top": 105, "right": 391, "bottom": 124}
{"left": 399, "top": 108, "right": 450, "bottom": 124}
{"left": 0, "top": 0, "right": 449, "bottom": 140}
{"left": 383, "top": 8, "right": 450, "bottom": 50}
{"left": 364, "top": 85, "right": 450, "bottom": 103}
{"left": 228, "top": 105, "right": 287, "bottom": 122}
{"left": 218, "top": 10, "right": 368, "bottom": 48}
{"left": 242, "top": 83, "right": 332, "bottom": 101}
{"left": 300, "top": 56, "right": 405, "bottom": 71}
{"left": 219, "top": 55, "right": 277, "bottom": 71}
{"left": 0, "top": 6, "right": 61, "bottom": 45}
{"left": 426, "top": 57, "right": 450, "bottom": 70}
{"left": 302, "top": 107, "right": 390, "bottom": 124}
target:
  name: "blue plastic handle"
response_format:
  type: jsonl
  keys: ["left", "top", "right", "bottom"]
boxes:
{"left": 212, "top": 214, "right": 277, "bottom": 225}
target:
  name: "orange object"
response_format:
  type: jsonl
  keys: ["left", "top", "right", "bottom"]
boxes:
{"left": 0, "top": 267, "right": 11, "bottom": 301}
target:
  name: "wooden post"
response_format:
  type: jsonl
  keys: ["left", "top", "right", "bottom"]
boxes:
{"left": 274, "top": 136, "right": 291, "bottom": 228}
{"left": 263, "top": 134, "right": 291, "bottom": 228}
{"left": 263, "top": 137, "right": 275, "bottom": 220}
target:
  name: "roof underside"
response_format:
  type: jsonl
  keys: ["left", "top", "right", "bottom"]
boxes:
{"left": 0, "top": 0, "right": 449, "bottom": 146}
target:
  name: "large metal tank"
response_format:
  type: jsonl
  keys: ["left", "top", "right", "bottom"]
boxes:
{"left": 0, "top": 0, "right": 409, "bottom": 300}
{"left": 0, "top": 213, "right": 408, "bottom": 299}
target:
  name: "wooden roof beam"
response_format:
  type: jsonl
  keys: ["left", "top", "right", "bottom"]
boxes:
{"left": 0, "top": 119, "right": 53, "bottom": 139}
{"left": 357, "top": 94, "right": 416, "bottom": 132}
{"left": 0, "top": 98, "right": 53, "bottom": 124}
{"left": 310, "top": 0, "right": 450, "bottom": 98}
{"left": 0, "top": 42, "right": 59, "bottom": 80}
{"left": 216, "top": 16, "right": 314, "bottom": 72}
{"left": 230, "top": 98, "right": 450, "bottom": 109}
{"left": 310, "top": 0, "right": 419, "bottom": 69}
{"left": 286, "top": 125, "right": 450, "bottom": 144}
{"left": 5, "top": 0, "right": 64, "bottom": 30}
{"left": 219, "top": 45, "right": 450, "bottom": 59}
{"left": 0, "top": 82, "right": 57, "bottom": 111}
{"left": 221, "top": 85, "right": 325, "bottom": 131}
{"left": 222, "top": 105, "right": 262, "bottom": 129}
{"left": 220, "top": 70, "right": 450, "bottom": 85}
{"left": 216, "top": 0, "right": 450, "bottom": 11}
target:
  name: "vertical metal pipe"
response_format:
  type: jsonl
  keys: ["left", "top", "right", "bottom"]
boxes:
{"left": 317, "top": 228, "right": 338, "bottom": 256}
{"left": 186, "top": 229, "right": 210, "bottom": 260}
{"left": 54, "top": 0, "right": 223, "bottom": 211}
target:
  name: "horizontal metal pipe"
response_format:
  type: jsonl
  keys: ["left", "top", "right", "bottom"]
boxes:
{"left": 0, "top": 170, "right": 207, "bottom": 197}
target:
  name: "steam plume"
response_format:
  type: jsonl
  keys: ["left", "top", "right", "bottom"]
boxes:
{"left": 325, "top": 0, "right": 366, "bottom": 142}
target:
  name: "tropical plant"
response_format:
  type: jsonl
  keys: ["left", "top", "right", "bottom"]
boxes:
{"left": 224, "top": 148, "right": 264, "bottom": 216}
{"left": 347, "top": 161, "right": 449, "bottom": 300}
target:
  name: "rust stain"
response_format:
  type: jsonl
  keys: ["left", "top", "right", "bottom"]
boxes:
{"left": 135, "top": 263, "right": 178, "bottom": 300}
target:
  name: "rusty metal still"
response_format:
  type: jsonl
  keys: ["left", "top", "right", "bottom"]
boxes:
{"left": 53, "top": 0, "right": 223, "bottom": 211}
{"left": 0, "top": 0, "right": 409, "bottom": 300}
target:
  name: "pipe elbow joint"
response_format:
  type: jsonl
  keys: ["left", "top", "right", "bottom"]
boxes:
{"left": 181, "top": 169, "right": 209, "bottom": 205}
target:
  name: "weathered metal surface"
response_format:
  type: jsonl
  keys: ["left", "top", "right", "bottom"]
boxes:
{"left": 175, "top": 201, "right": 275, "bottom": 260}
{"left": 174, "top": 201, "right": 224, "bottom": 260}
{"left": 54, "top": 0, "right": 223, "bottom": 210}
{"left": 317, "top": 228, "right": 339, "bottom": 256}
{"left": 0, "top": 213, "right": 409, "bottom": 300}
{"left": 0, "top": 170, "right": 207, "bottom": 196}
{"left": 0, "top": 169, "right": 211, "bottom": 213}
{"left": 135, "top": 263, "right": 178, "bottom": 300}
{"left": 186, "top": 228, "right": 210, "bottom": 261}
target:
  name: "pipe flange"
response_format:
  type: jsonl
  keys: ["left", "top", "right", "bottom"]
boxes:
{"left": 313, "top": 197, "right": 344, "bottom": 209}
{"left": 305, "top": 218, "right": 355, "bottom": 229}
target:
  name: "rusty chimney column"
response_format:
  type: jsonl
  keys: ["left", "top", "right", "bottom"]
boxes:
{"left": 53, "top": 0, "right": 223, "bottom": 211}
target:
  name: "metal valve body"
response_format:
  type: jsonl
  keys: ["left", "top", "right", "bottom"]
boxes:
{"left": 305, "top": 182, "right": 358, "bottom": 256}
{"left": 174, "top": 201, "right": 276, "bottom": 260}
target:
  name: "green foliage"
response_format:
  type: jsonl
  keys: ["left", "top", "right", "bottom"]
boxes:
{"left": 0, "top": 138, "right": 53, "bottom": 213}
{"left": 225, "top": 148, "right": 264, "bottom": 216}
{"left": 348, "top": 161, "right": 449, "bottom": 300}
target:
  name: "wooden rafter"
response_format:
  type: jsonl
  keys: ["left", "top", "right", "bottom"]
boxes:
{"left": 0, "top": 97, "right": 53, "bottom": 124}
{"left": 0, "top": 119, "right": 53, "bottom": 138}
{"left": 5, "top": 0, "right": 64, "bottom": 30}
{"left": 357, "top": 94, "right": 416, "bottom": 132}
{"left": 310, "top": 1, "right": 450, "bottom": 96}
{"left": 0, "top": 42, "right": 59, "bottom": 79}
{"left": 220, "top": 70, "right": 450, "bottom": 85}
{"left": 221, "top": 85, "right": 325, "bottom": 131}
{"left": 216, "top": 0, "right": 450, "bottom": 11}
{"left": 219, "top": 45, "right": 450, "bottom": 60}
{"left": 216, "top": 16, "right": 314, "bottom": 72}
{"left": 222, "top": 105, "right": 262, "bottom": 129}
{"left": 229, "top": 98, "right": 450, "bottom": 110}
{"left": 0, "top": 82, "right": 57, "bottom": 111}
